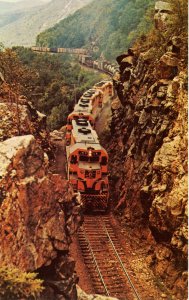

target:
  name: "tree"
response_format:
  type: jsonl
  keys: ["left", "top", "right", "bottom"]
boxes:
{"left": 0, "top": 265, "right": 43, "bottom": 300}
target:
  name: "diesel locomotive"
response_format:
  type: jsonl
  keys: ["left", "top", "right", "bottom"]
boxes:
{"left": 66, "top": 80, "right": 113, "bottom": 210}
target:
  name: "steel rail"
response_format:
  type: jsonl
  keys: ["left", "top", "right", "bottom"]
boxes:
{"left": 80, "top": 226, "right": 111, "bottom": 297}
{"left": 101, "top": 217, "right": 142, "bottom": 300}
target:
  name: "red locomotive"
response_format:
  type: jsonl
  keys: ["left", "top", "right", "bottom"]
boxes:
{"left": 66, "top": 80, "right": 113, "bottom": 211}
{"left": 66, "top": 112, "right": 95, "bottom": 146}
{"left": 66, "top": 119, "right": 109, "bottom": 210}
{"left": 93, "top": 80, "right": 113, "bottom": 98}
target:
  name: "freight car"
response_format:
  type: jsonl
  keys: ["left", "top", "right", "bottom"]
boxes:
{"left": 31, "top": 47, "right": 119, "bottom": 76}
{"left": 79, "top": 55, "right": 93, "bottom": 67}
{"left": 31, "top": 46, "right": 50, "bottom": 52}
{"left": 31, "top": 46, "right": 87, "bottom": 55}
{"left": 78, "top": 54, "right": 119, "bottom": 77}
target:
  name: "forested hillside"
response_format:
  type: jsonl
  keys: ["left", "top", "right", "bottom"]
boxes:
{"left": 3, "top": 47, "right": 104, "bottom": 129}
{"left": 36, "top": 0, "right": 154, "bottom": 60}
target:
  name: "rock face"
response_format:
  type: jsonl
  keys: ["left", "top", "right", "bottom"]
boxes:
{"left": 0, "top": 94, "right": 55, "bottom": 159}
{"left": 77, "top": 286, "right": 118, "bottom": 300}
{"left": 154, "top": 1, "right": 174, "bottom": 31}
{"left": 110, "top": 9, "right": 187, "bottom": 299}
{"left": 0, "top": 135, "right": 82, "bottom": 299}
{"left": 0, "top": 99, "right": 46, "bottom": 139}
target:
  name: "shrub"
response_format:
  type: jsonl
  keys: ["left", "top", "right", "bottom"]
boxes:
{"left": 0, "top": 265, "right": 44, "bottom": 300}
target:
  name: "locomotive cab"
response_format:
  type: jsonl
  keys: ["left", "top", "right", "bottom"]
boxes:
{"left": 67, "top": 120, "right": 109, "bottom": 210}
{"left": 68, "top": 146, "right": 109, "bottom": 196}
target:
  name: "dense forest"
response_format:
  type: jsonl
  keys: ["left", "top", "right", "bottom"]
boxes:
{"left": 1, "top": 46, "right": 105, "bottom": 129}
{"left": 36, "top": 0, "right": 154, "bottom": 60}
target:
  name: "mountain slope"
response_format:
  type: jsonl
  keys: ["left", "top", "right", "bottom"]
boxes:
{"left": 0, "top": 0, "right": 46, "bottom": 28}
{"left": 0, "top": 0, "right": 46, "bottom": 13}
{"left": 0, "top": 0, "right": 93, "bottom": 47}
{"left": 36, "top": 0, "right": 154, "bottom": 60}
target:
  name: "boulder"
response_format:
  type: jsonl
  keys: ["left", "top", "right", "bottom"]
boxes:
{"left": 160, "top": 52, "right": 179, "bottom": 67}
{"left": 154, "top": 1, "right": 174, "bottom": 30}
{"left": 155, "top": 1, "right": 173, "bottom": 12}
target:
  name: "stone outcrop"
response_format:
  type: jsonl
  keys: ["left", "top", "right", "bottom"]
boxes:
{"left": 110, "top": 8, "right": 187, "bottom": 299}
{"left": 154, "top": 1, "right": 174, "bottom": 31}
{"left": 0, "top": 135, "right": 82, "bottom": 299}
{"left": 0, "top": 88, "right": 54, "bottom": 159}
{"left": 0, "top": 100, "right": 48, "bottom": 139}
{"left": 77, "top": 286, "right": 118, "bottom": 300}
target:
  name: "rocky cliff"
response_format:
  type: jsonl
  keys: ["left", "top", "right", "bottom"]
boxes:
{"left": 0, "top": 135, "right": 83, "bottom": 299}
{"left": 0, "top": 78, "right": 84, "bottom": 299}
{"left": 0, "top": 80, "right": 54, "bottom": 159}
{"left": 109, "top": 1, "right": 187, "bottom": 299}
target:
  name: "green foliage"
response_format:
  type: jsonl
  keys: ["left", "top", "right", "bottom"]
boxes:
{"left": 0, "top": 42, "right": 4, "bottom": 52}
{"left": 0, "top": 48, "right": 35, "bottom": 92}
{"left": 36, "top": 0, "right": 154, "bottom": 60}
{"left": 13, "top": 47, "right": 104, "bottom": 130}
{"left": 0, "top": 265, "right": 43, "bottom": 299}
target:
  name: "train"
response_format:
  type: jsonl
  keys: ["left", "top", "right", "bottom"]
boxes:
{"left": 31, "top": 46, "right": 87, "bottom": 55}
{"left": 31, "top": 47, "right": 119, "bottom": 77}
{"left": 66, "top": 80, "right": 113, "bottom": 211}
{"left": 78, "top": 54, "right": 119, "bottom": 76}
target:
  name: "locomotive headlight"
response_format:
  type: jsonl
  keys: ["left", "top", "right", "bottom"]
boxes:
{"left": 88, "top": 150, "right": 92, "bottom": 157}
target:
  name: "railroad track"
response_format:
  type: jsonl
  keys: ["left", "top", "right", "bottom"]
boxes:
{"left": 78, "top": 215, "right": 142, "bottom": 300}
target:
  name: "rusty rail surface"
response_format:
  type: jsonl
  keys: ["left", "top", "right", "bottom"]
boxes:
{"left": 78, "top": 215, "right": 142, "bottom": 300}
